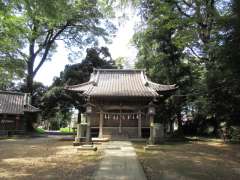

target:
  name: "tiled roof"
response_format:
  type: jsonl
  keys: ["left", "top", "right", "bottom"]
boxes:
{"left": 66, "top": 69, "right": 176, "bottom": 97}
{"left": 0, "top": 91, "right": 40, "bottom": 114}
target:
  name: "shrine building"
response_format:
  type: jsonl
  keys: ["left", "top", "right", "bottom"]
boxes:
{"left": 66, "top": 69, "right": 176, "bottom": 140}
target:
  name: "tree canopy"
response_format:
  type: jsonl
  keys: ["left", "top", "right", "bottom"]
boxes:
{"left": 0, "top": 0, "right": 115, "bottom": 94}
{"left": 133, "top": 0, "right": 240, "bottom": 135}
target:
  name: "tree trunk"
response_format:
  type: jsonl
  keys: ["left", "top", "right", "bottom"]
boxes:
{"left": 177, "top": 111, "right": 183, "bottom": 136}
{"left": 26, "top": 74, "right": 33, "bottom": 95}
{"left": 26, "top": 56, "right": 35, "bottom": 95}
{"left": 170, "top": 120, "right": 174, "bottom": 135}
{"left": 25, "top": 58, "right": 35, "bottom": 132}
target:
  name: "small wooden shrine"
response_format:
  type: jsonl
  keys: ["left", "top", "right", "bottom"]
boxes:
{"left": 66, "top": 69, "right": 176, "bottom": 142}
{"left": 0, "top": 91, "right": 40, "bottom": 135}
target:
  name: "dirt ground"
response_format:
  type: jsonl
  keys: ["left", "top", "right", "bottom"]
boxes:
{"left": 0, "top": 137, "right": 102, "bottom": 180}
{"left": 134, "top": 140, "right": 240, "bottom": 180}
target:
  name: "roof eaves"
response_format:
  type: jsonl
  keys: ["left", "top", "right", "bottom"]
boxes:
{"left": 83, "top": 84, "right": 95, "bottom": 96}
{"left": 148, "top": 81, "right": 177, "bottom": 91}
{"left": 139, "top": 70, "right": 159, "bottom": 96}
{"left": 24, "top": 104, "right": 40, "bottom": 112}
{"left": 0, "top": 90, "right": 24, "bottom": 95}
{"left": 65, "top": 81, "right": 93, "bottom": 89}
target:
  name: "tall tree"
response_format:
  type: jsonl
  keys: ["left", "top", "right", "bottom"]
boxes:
{"left": 206, "top": 0, "right": 240, "bottom": 126}
{"left": 133, "top": 0, "right": 202, "bottom": 133}
{"left": 41, "top": 47, "right": 116, "bottom": 123}
{"left": 133, "top": 0, "right": 232, "bottom": 135}
{"left": 0, "top": 0, "right": 115, "bottom": 94}
{"left": 0, "top": 1, "right": 26, "bottom": 89}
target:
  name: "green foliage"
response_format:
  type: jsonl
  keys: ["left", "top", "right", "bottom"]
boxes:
{"left": 60, "top": 127, "right": 74, "bottom": 133}
{"left": 134, "top": 0, "right": 240, "bottom": 135}
{"left": 0, "top": 0, "right": 116, "bottom": 93}
{"left": 0, "top": 59, "right": 25, "bottom": 90}
{"left": 35, "top": 127, "right": 45, "bottom": 134}
{"left": 0, "top": 2, "right": 26, "bottom": 88}
{"left": 206, "top": 0, "right": 240, "bottom": 125}
{"left": 133, "top": 0, "right": 202, "bottom": 130}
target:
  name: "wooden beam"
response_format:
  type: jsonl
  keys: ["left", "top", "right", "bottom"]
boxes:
{"left": 138, "top": 111, "right": 142, "bottom": 138}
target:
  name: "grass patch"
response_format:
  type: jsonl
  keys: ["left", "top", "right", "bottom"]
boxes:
{"left": 35, "top": 127, "right": 45, "bottom": 134}
{"left": 60, "top": 127, "right": 74, "bottom": 133}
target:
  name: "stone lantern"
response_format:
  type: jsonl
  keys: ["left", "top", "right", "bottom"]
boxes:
{"left": 74, "top": 109, "right": 82, "bottom": 145}
{"left": 73, "top": 103, "right": 93, "bottom": 146}
{"left": 86, "top": 104, "right": 92, "bottom": 114}
{"left": 148, "top": 102, "right": 156, "bottom": 144}
{"left": 147, "top": 101, "right": 165, "bottom": 145}
{"left": 148, "top": 104, "right": 156, "bottom": 115}
{"left": 85, "top": 103, "right": 93, "bottom": 143}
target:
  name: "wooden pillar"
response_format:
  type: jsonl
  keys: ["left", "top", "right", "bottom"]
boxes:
{"left": 119, "top": 107, "right": 122, "bottom": 134}
{"left": 16, "top": 115, "right": 20, "bottom": 130}
{"left": 119, "top": 116, "right": 122, "bottom": 134}
{"left": 138, "top": 112, "right": 142, "bottom": 138}
{"left": 99, "top": 111, "right": 103, "bottom": 138}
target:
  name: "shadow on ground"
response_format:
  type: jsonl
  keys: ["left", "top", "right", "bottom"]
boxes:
{"left": 134, "top": 140, "right": 240, "bottom": 180}
{"left": 0, "top": 137, "right": 101, "bottom": 180}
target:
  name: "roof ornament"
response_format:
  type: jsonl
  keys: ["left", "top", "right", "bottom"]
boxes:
{"left": 92, "top": 69, "right": 100, "bottom": 86}
{"left": 24, "top": 93, "right": 31, "bottom": 106}
{"left": 93, "top": 68, "right": 97, "bottom": 74}
{"left": 140, "top": 70, "right": 151, "bottom": 87}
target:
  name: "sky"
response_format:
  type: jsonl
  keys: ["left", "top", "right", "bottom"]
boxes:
{"left": 35, "top": 7, "right": 139, "bottom": 86}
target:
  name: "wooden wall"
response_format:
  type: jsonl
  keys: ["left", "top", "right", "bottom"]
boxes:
{"left": 0, "top": 114, "right": 25, "bottom": 135}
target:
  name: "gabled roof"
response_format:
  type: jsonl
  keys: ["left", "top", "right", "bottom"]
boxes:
{"left": 0, "top": 91, "right": 40, "bottom": 114}
{"left": 66, "top": 69, "right": 176, "bottom": 98}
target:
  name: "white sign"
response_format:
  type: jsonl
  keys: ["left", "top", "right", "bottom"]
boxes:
{"left": 1, "top": 120, "right": 14, "bottom": 123}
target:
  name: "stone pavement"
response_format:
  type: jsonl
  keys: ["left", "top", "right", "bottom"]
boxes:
{"left": 94, "top": 141, "right": 147, "bottom": 180}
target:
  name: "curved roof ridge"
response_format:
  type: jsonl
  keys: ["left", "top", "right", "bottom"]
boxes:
{"left": 95, "top": 69, "right": 145, "bottom": 72}
{"left": 65, "top": 81, "right": 93, "bottom": 88}
{"left": 140, "top": 71, "right": 159, "bottom": 96}
{"left": 140, "top": 70, "right": 147, "bottom": 85}
{"left": 0, "top": 90, "right": 24, "bottom": 95}
{"left": 146, "top": 80, "right": 177, "bottom": 91}
{"left": 24, "top": 104, "right": 40, "bottom": 112}
{"left": 147, "top": 79, "right": 176, "bottom": 87}
{"left": 93, "top": 70, "right": 100, "bottom": 85}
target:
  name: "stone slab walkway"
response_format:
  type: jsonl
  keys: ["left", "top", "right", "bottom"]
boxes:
{"left": 94, "top": 141, "right": 147, "bottom": 180}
